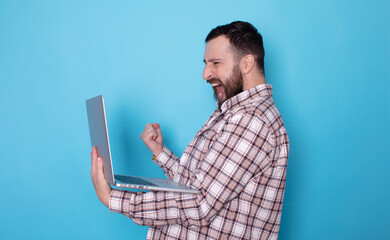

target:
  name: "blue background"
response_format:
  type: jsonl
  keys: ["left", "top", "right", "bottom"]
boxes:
{"left": 1, "top": 0, "right": 389, "bottom": 239}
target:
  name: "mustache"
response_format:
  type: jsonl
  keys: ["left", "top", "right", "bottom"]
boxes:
{"left": 207, "top": 78, "right": 223, "bottom": 87}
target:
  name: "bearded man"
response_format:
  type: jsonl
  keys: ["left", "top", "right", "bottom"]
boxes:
{"left": 91, "top": 21, "right": 289, "bottom": 240}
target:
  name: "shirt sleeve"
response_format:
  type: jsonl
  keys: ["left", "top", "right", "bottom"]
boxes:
{"left": 109, "top": 112, "right": 273, "bottom": 227}
{"left": 151, "top": 145, "right": 180, "bottom": 180}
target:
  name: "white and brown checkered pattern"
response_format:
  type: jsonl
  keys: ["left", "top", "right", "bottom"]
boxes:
{"left": 110, "top": 84, "right": 289, "bottom": 240}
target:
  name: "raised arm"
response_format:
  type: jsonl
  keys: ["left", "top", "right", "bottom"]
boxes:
{"left": 140, "top": 123, "right": 180, "bottom": 179}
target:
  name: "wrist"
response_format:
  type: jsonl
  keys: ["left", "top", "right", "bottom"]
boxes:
{"left": 152, "top": 145, "right": 163, "bottom": 157}
{"left": 101, "top": 188, "right": 112, "bottom": 208}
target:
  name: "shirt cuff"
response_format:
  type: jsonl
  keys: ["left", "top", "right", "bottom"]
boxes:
{"left": 152, "top": 145, "right": 172, "bottom": 167}
{"left": 109, "top": 189, "right": 135, "bottom": 217}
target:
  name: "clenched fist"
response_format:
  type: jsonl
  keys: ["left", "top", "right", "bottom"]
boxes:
{"left": 140, "top": 123, "right": 163, "bottom": 157}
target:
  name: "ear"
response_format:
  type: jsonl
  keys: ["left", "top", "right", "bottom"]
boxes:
{"left": 240, "top": 54, "right": 255, "bottom": 74}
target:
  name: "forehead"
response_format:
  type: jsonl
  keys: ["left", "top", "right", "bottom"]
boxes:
{"left": 204, "top": 35, "right": 234, "bottom": 61}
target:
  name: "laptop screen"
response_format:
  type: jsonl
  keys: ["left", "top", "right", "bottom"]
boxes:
{"left": 86, "top": 95, "right": 115, "bottom": 185}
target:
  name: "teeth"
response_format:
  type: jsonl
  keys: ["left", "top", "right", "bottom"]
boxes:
{"left": 211, "top": 83, "right": 219, "bottom": 87}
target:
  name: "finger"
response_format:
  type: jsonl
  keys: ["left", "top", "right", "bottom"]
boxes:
{"left": 151, "top": 126, "right": 158, "bottom": 140}
{"left": 144, "top": 123, "right": 152, "bottom": 131}
{"left": 96, "top": 157, "right": 107, "bottom": 182}
{"left": 91, "top": 146, "right": 98, "bottom": 176}
{"left": 101, "top": 157, "right": 107, "bottom": 181}
{"left": 92, "top": 147, "right": 98, "bottom": 161}
{"left": 143, "top": 124, "right": 158, "bottom": 140}
{"left": 141, "top": 124, "right": 153, "bottom": 138}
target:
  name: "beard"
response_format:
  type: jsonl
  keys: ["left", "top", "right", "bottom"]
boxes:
{"left": 212, "top": 64, "right": 244, "bottom": 110}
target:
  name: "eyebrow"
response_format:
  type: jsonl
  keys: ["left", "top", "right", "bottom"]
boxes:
{"left": 203, "top": 58, "right": 223, "bottom": 64}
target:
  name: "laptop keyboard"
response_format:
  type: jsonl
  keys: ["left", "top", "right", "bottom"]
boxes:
{"left": 115, "top": 175, "right": 157, "bottom": 186}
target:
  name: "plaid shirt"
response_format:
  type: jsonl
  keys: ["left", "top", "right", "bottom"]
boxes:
{"left": 110, "top": 84, "right": 289, "bottom": 240}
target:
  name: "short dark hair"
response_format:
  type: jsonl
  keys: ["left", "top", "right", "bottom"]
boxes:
{"left": 205, "top": 21, "right": 265, "bottom": 73}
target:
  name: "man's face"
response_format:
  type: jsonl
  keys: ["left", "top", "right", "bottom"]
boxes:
{"left": 203, "top": 36, "right": 243, "bottom": 109}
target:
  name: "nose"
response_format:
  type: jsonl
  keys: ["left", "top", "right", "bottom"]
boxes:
{"left": 203, "top": 65, "right": 214, "bottom": 81}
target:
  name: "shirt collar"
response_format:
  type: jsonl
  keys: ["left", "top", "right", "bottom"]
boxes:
{"left": 220, "top": 84, "right": 273, "bottom": 112}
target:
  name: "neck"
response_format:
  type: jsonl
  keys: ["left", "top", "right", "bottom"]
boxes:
{"left": 243, "top": 71, "right": 266, "bottom": 91}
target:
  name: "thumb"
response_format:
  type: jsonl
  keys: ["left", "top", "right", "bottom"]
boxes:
{"left": 96, "top": 157, "right": 106, "bottom": 180}
{"left": 153, "top": 123, "right": 162, "bottom": 136}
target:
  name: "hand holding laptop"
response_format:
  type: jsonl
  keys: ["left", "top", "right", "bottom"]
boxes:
{"left": 91, "top": 123, "right": 164, "bottom": 207}
{"left": 90, "top": 122, "right": 163, "bottom": 208}
{"left": 90, "top": 146, "right": 111, "bottom": 207}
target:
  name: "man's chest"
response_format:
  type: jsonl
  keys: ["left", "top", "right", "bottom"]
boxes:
{"left": 180, "top": 113, "right": 227, "bottom": 170}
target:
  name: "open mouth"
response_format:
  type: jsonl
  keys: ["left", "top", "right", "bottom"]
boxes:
{"left": 207, "top": 80, "right": 226, "bottom": 100}
{"left": 213, "top": 84, "right": 225, "bottom": 100}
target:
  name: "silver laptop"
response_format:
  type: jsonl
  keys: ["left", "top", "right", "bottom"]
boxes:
{"left": 86, "top": 95, "right": 199, "bottom": 194}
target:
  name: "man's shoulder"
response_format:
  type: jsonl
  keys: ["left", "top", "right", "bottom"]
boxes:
{"left": 228, "top": 95, "right": 284, "bottom": 133}
{"left": 233, "top": 95, "right": 276, "bottom": 119}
